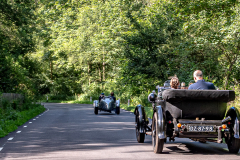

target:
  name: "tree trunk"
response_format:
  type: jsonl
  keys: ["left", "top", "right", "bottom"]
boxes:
{"left": 103, "top": 62, "right": 105, "bottom": 81}
{"left": 50, "top": 60, "right": 53, "bottom": 80}
{"left": 99, "top": 64, "right": 102, "bottom": 82}
{"left": 102, "top": 46, "right": 105, "bottom": 82}
{"left": 88, "top": 62, "right": 91, "bottom": 86}
{"left": 102, "top": 46, "right": 105, "bottom": 90}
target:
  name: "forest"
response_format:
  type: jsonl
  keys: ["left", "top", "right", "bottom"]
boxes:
{"left": 1, "top": 0, "right": 240, "bottom": 107}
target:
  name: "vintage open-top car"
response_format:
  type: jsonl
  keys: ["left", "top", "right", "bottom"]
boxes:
{"left": 93, "top": 96, "right": 120, "bottom": 115}
{"left": 134, "top": 82, "right": 240, "bottom": 153}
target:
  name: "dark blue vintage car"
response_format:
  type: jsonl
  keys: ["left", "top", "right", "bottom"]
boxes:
{"left": 93, "top": 96, "right": 120, "bottom": 115}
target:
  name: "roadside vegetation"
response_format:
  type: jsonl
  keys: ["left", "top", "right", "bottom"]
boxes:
{"left": 0, "top": 96, "right": 45, "bottom": 138}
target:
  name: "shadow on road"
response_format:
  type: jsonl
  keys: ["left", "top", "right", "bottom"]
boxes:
{"left": 0, "top": 103, "right": 239, "bottom": 159}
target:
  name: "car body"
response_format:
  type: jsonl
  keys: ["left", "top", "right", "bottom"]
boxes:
{"left": 93, "top": 96, "right": 120, "bottom": 114}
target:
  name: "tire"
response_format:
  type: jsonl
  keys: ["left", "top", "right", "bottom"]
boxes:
{"left": 136, "top": 131, "right": 145, "bottom": 143}
{"left": 135, "top": 112, "right": 145, "bottom": 143}
{"left": 152, "top": 112, "right": 164, "bottom": 153}
{"left": 115, "top": 107, "right": 120, "bottom": 114}
{"left": 227, "top": 137, "right": 240, "bottom": 153}
{"left": 94, "top": 107, "right": 98, "bottom": 115}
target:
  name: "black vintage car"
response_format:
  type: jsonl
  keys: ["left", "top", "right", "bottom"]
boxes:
{"left": 134, "top": 83, "right": 240, "bottom": 153}
{"left": 93, "top": 96, "right": 120, "bottom": 114}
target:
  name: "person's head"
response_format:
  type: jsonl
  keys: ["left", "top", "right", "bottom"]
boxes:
{"left": 193, "top": 70, "right": 203, "bottom": 82}
{"left": 101, "top": 93, "right": 104, "bottom": 97}
{"left": 110, "top": 92, "right": 114, "bottom": 96}
{"left": 170, "top": 77, "right": 179, "bottom": 89}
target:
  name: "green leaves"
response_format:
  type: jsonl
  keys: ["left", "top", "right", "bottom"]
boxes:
{"left": 1, "top": 0, "right": 240, "bottom": 98}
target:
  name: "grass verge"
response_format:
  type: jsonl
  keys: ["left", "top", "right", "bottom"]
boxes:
{"left": 0, "top": 104, "right": 46, "bottom": 138}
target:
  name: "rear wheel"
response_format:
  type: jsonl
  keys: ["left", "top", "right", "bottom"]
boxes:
{"left": 115, "top": 107, "right": 120, "bottom": 114}
{"left": 227, "top": 137, "right": 240, "bottom": 153}
{"left": 135, "top": 112, "right": 145, "bottom": 143}
{"left": 94, "top": 107, "right": 98, "bottom": 115}
{"left": 152, "top": 112, "right": 164, "bottom": 153}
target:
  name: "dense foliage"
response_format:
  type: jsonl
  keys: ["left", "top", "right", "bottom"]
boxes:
{"left": 1, "top": 0, "right": 240, "bottom": 105}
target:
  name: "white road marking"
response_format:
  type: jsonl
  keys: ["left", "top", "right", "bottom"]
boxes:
{"left": 0, "top": 147, "right": 3, "bottom": 151}
{"left": 24, "top": 126, "right": 27, "bottom": 127}
{"left": 17, "top": 131, "right": 21, "bottom": 133}
{"left": 33, "top": 119, "right": 36, "bottom": 120}
{"left": 8, "top": 137, "right": 14, "bottom": 140}
{"left": 130, "top": 113, "right": 133, "bottom": 114}
{"left": 29, "top": 122, "right": 32, "bottom": 123}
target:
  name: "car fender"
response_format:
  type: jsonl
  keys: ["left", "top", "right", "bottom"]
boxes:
{"left": 226, "top": 107, "right": 240, "bottom": 139}
{"left": 93, "top": 100, "right": 99, "bottom": 108}
{"left": 134, "top": 105, "right": 146, "bottom": 133}
{"left": 155, "top": 105, "right": 166, "bottom": 139}
{"left": 116, "top": 100, "right": 120, "bottom": 107}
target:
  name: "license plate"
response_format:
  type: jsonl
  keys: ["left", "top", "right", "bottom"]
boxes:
{"left": 187, "top": 125, "right": 215, "bottom": 132}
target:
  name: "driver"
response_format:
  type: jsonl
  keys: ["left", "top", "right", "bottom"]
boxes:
{"left": 188, "top": 70, "right": 215, "bottom": 90}
{"left": 99, "top": 93, "right": 105, "bottom": 102}
{"left": 110, "top": 92, "right": 116, "bottom": 102}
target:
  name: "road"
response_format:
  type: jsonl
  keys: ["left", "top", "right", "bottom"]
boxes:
{"left": 0, "top": 103, "right": 239, "bottom": 160}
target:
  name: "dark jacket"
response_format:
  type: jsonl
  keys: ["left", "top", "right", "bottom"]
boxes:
{"left": 188, "top": 79, "right": 215, "bottom": 90}
{"left": 111, "top": 96, "right": 116, "bottom": 102}
{"left": 99, "top": 96, "right": 104, "bottom": 102}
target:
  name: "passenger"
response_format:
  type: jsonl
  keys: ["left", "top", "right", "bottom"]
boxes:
{"left": 188, "top": 70, "right": 215, "bottom": 90}
{"left": 170, "top": 77, "right": 180, "bottom": 89}
{"left": 181, "top": 82, "right": 186, "bottom": 89}
{"left": 110, "top": 92, "right": 116, "bottom": 102}
{"left": 99, "top": 93, "right": 105, "bottom": 102}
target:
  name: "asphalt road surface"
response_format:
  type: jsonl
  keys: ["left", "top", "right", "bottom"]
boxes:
{"left": 0, "top": 103, "right": 239, "bottom": 160}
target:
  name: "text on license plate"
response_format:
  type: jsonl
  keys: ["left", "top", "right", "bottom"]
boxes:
{"left": 188, "top": 125, "right": 215, "bottom": 132}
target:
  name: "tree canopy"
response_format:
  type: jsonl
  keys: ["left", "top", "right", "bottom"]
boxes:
{"left": 1, "top": 0, "right": 240, "bottom": 98}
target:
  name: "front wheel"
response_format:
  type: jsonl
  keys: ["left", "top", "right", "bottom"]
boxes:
{"left": 136, "top": 130, "right": 145, "bottom": 143}
{"left": 94, "top": 107, "right": 98, "bottom": 115}
{"left": 115, "top": 107, "right": 120, "bottom": 114}
{"left": 227, "top": 137, "right": 240, "bottom": 153}
{"left": 135, "top": 112, "right": 145, "bottom": 143}
{"left": 152, "top": 112, "right": 164, "bottom": 153}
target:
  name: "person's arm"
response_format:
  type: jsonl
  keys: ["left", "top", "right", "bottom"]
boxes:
{"left": 188, "top": 85, "right": 193, "bottom": 89}
{"left": 210, "top": 84, "right": 216, "bottom": 90}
